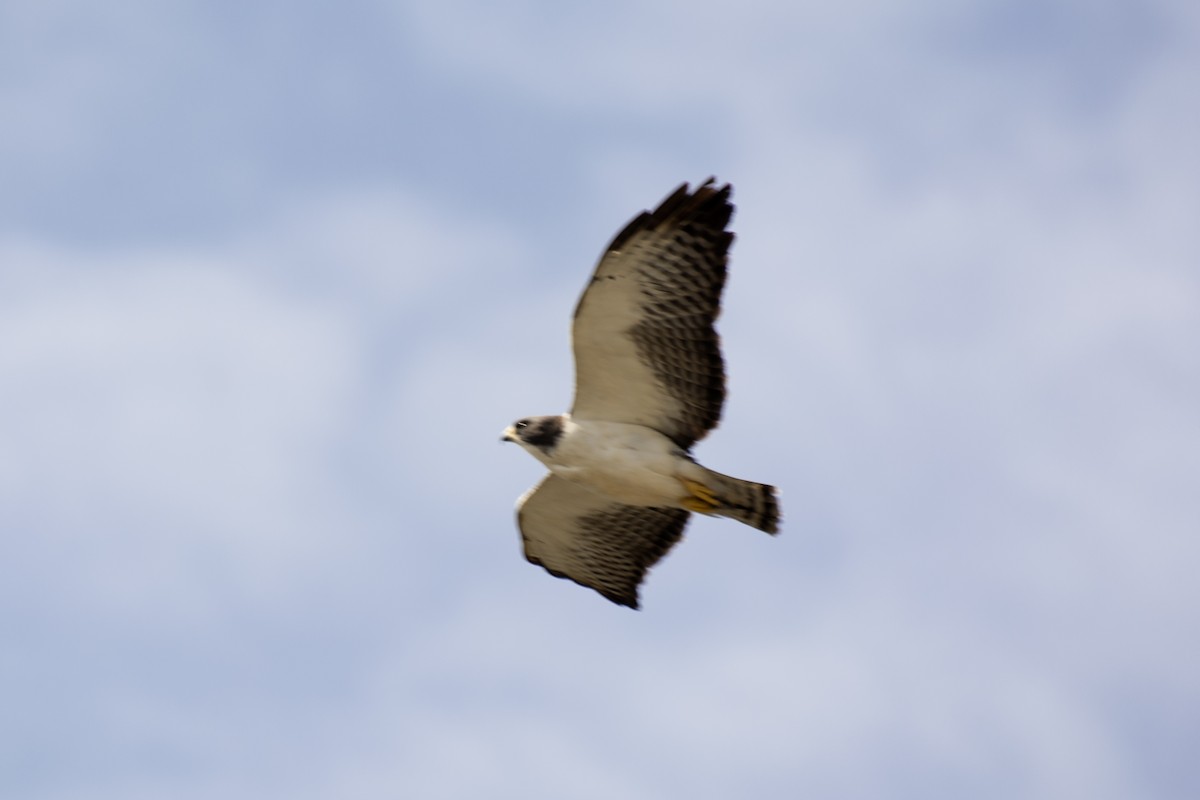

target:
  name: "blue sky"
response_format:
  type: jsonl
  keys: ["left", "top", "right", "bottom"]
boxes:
{"left": 2, "top": 1, "right": 1198, "bottom": 798}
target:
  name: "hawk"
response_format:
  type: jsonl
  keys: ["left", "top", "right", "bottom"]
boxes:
{"left": 502, "top": 179, "right": 780, "bottom": 609}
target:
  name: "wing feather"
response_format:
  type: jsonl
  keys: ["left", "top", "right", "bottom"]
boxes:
{"left": 517, "top": 474, "right": 690, "bottom": 609}
{"left": 570, "top": 179, "right": 732, "bottom": 450}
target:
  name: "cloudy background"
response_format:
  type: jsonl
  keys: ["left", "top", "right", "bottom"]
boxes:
{"left": 2, "top": 1, "right": 1198, "bottom": 798}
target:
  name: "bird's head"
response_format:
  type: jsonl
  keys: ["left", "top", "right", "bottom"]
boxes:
{"left": 501, "top": 415, "right": 566, "bottom": 454}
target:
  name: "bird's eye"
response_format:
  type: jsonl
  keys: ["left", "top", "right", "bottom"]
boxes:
{"left": 515, "top": 420, "right": 528, "bottom": 429}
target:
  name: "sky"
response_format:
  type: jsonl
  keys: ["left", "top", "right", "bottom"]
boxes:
{"left": 1, "top": 1, "right": 1198, "bottom": 798}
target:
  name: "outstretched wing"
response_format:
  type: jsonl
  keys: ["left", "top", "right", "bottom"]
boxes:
{"left": 570, "top": 179, "right": 733, "bottom": 450}
{"left": 517, "top": 474, "right": 690, "bottom": 609}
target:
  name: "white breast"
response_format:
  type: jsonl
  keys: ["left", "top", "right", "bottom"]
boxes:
{"left": 545, "top": 417, "right": 685, "bottom": 507}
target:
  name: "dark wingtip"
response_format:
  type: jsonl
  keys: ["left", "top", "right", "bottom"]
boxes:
{"left": 605, "top": 178, "right": 734, "bottom": 255}
{"left": 531, "top": 558, "right": 644, "bottom": 609}
{"left": 599, "top": 585, "right": 641, "bottom": 609}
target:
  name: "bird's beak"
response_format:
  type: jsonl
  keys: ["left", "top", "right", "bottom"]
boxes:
{"left": 500, "top": 425, "right": 516, "bottom": 443}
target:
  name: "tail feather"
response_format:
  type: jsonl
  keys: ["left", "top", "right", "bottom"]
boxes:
{"left": 700, "top": 468, "right": 780, "bottom": 534}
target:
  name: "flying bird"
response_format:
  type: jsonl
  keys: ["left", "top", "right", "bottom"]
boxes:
{"left": 502, "top": 179, "right": 779, "bottom": 609}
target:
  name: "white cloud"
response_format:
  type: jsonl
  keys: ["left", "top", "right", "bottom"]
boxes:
{"left": 0, "top": 185, "right": 532, "bottom": 614}
{"left": 0, "top": 248, "right": 360, "bottom": 611}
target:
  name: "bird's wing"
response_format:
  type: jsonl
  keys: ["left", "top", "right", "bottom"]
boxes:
{"left": 570, "top": 179, "right": 732, "bottom": 450}
{"left": 516, "top": 474, "right": 690, "bottom": 609}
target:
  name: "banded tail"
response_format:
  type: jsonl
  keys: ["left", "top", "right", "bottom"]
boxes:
{"left": 699, "top": 467, "right": 781, "bottom": 534}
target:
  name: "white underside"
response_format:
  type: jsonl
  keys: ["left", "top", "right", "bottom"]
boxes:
{"left": 526, "top": 416, "right": 700, "bottom": 507}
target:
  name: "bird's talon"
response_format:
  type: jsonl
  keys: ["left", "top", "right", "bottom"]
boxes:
{"left": 681, "top": 479, "right": 720, "bottom": 512}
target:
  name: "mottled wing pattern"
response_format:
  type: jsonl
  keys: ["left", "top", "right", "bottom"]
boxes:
{"left": 571, "top": 179, "right": 732, "bottom": 450}
{"left": 517, "top": 474, "right": 690, "bottom": 609}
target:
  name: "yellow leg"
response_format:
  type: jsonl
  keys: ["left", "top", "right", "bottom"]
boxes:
{"left": 680, "top": 478, "right": 720, "bottom": 513}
